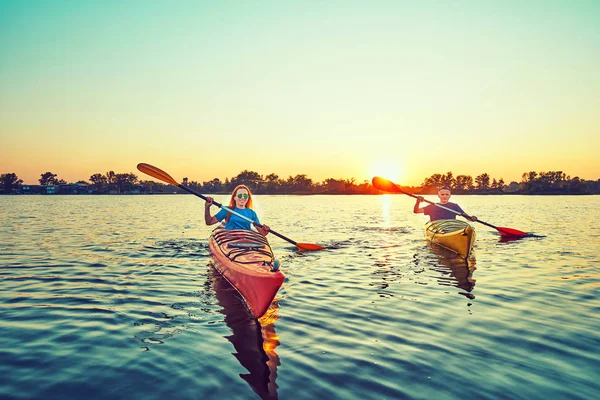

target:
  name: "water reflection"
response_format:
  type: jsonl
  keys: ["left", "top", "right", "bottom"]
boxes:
{"left": 371, "top": 244, "right": 477, "bottom": 300}
{"left": 498, "top": 235, "right": 524, "bottom": 243}
{"left": 211, "top": 267, "right": 280, "bottom": 400}
{"left": 378, "top": 195, "right": 393, "bottom": 227}
{"left": 426, "top": 244, "right": 477, "bottom": 298}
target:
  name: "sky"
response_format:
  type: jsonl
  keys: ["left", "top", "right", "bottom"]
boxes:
{"left": 1, "top": 0, "right": 599, "bottom": 186}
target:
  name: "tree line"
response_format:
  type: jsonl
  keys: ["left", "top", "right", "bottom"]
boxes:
{"left": 1, "top": 169, "right": 598, "bottom": 195}
{"left": 418, "top": 171, "right": 598, "bottom": 194}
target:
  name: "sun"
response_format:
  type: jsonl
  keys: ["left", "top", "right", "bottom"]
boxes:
{"left": 369, "top": 159, "right": 405, "bottom": 184}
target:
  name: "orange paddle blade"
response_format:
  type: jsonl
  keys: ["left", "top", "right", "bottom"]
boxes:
{"left": 372, "top": 176, "right": 403, "bottom": 193}
{"left": 137, "top": 163, "right": 178, "bottom": 186}
{"left": 296, "top": 243, "right": 326, "bottom": 252}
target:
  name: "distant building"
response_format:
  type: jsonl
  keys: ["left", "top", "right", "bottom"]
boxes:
{"left": 20, "top": 184, "right": 92, "bottom": 194}
{"left": 58, "top": 183, "right": 91, "bottom": 194}
{"left": 21, "top": 185, "right": 46, "bottom": 194}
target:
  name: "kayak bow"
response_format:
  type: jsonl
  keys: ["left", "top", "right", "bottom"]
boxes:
{"left": 425, "top": 219, "right": 476, "bottom": 259}
{"left": 208, "top": 227, "right": 284, "bottom": 318}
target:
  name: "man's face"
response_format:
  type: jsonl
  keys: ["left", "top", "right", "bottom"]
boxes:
{"left": 438, "top": 189, "right": 451, "bottom": 203}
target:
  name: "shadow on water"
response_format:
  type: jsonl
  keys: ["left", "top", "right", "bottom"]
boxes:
{"left": 211, "top": 266, "right": 280, "bottom": 400}
{"left": 497, "top": 233, "right": 545, "bottom": 243}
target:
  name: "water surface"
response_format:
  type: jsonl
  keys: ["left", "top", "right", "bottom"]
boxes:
{"left": 1, "top": 194, "right": 598, "bottom": 399}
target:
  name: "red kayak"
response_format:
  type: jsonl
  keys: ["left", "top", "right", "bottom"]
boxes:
{"left": 209, "top": 227, "right": 284, "bottom": 318}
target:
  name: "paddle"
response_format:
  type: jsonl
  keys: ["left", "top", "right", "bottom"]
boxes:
{"left": 372, "top": 176, "right": 530, "bottom": 238}
{"left": 137, "top": 163, "right": 325, "bottom": 251}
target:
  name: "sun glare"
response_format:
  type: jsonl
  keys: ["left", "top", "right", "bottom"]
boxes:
{"left": 369, "top": 160, "right": 404, "bottom": 185}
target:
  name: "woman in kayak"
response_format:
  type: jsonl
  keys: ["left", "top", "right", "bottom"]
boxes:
{"left": 205, "top": 185, "right": 270, "bottom": 236}
{"left": 414, "top": 186, "right": 478, "bottom": 222}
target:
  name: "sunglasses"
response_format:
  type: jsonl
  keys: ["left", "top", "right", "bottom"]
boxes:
{"left": 236, "top": 193, "right": 249, "bottom": 199}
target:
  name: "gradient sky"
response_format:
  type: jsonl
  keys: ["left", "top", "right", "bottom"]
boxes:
{"left": 1, "top": 0, "right": 599, "bottom": 185}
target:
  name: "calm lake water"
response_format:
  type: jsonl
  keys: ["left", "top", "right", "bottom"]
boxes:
{"left": 1, "top": 194, "right": 598, "bottom": 400}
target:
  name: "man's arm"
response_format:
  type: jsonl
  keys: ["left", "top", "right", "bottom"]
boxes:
{"left": 414, "top": 196, "right": 425, "bottom": 214}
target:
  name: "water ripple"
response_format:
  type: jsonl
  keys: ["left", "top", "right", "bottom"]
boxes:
{"left": 1, "top": 195, "right": 599, "bottom": 399}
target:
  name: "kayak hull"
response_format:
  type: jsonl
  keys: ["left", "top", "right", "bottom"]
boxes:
{"left": 209, "top": 227, "right": 284, "bottom": 318}
{"left": 425, "top": 219, "right": 476, "bottom": 259}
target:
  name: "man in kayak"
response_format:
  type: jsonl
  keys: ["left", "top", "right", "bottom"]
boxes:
{"left": 205, "top": 184, "right": 270, "bottom": 236}
{"left": 414, "top": 186, "right": 478, "bottom": 222}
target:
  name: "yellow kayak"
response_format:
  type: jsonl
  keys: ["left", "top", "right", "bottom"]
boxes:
{"left": 425, "top": 219, "right": 476, "bottom": 259}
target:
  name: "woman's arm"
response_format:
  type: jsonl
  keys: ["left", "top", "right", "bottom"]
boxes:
{"left": 205, "top": 197, "right": 218, "bottom": 225}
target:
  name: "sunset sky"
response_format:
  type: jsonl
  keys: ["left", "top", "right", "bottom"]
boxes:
{"left": 1, "top": 1, "right": 599, "bottom": 186}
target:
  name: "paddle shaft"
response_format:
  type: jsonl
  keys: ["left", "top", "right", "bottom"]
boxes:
{"left": 391, "top": 183, "right": 513, "bottom": 231}
{"left": 177, "top": 184, "right": 300, "bottom": 246}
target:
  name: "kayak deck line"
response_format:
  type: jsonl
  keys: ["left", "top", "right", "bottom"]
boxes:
{"left": 426, "top": 219, "right": 471, "bottom": 235}
{"left": 213, "top": 228, "right": 275, "bottom": 265}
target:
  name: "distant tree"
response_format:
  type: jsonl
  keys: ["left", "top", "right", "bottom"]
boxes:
{"left": 319, "top": 178, "right": 343, "bottom": 193}
{"left": 542, "top": 171, "right": 568, "bottom": 192}
{"left": 497, "top": 178, "right": 505, "bottom": 192}
{"left": 344, "top": 178, "right": 358, "bottom": 193}
{"left": 423, "top": 173, "right": 443, "bottom": 190}
{"left": 283, "top": 174, "right": 313, "bottom": 193}
{"left": 441, "top": 171, "right": 456, "bottom": 189}
{"left": 454, "top": 175, "right": 474, "bottom": 192}
{"left": 202, "top": 178, "right": 224, "bottom": 193}
{"left": 564, "top": 177, "right": 585, "bottom": 194}
{"left": 519, "top": 170, "right": 572, "bottom": 193}
{"left": 0, "top": 173, "right": 23, "bottom": 194}
{"left": 139, "top": 180, "right": 167, "bottom": 193}
{"left": 521, "top": 171, "right": 538, "bottom": 192}
{"left": 90, "top": 173, "right": 107, "bottom": 192}
{"left": 263, "top": 173, "right": 281, "bottom": 193}
{"left": 475, "top": 173, "right": 490, "bottom": 191}
{"left": 106, "top": 171, "right": 116, "bottom": 184}
{"left": 187, "top": 180, "right": 201, "bottom": 193}
{"left": 39, "top": 172, "right": 58, "bottom": 186}
{"left": 357, "top": 179, "right": 379, "bottom": 194}
{"left": 229, "top": 170, "right": 263, "bottom": 192}
{"left": 587, "top": 179, "right": 600, "bottom": 194}
{"left": 114, "top": 173, "right": 138, "bottom": 193}
{"left": 505, "top": 181, "right": 521, "bottom": 193}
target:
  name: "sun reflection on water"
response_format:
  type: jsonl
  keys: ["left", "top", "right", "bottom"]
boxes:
{"left": 379, "top": 194, "right": 393, "bottom": 228}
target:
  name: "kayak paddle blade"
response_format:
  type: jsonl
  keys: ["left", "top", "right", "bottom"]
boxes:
{"left": 496, "top": 227, "right": 529, "bottom": 238}
{"left": 371, "top": 176, "right": 403, "bottom": 193}
{"left": 137, "top": 163, "right": 179, "bottom": 186}
{"left": 296, "top": 243, "right": 326, "bottom": 252}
